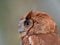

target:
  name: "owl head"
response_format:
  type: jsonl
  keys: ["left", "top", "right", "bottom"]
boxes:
{"left": 18, "top": 11, "right": 58, "bottom": 37}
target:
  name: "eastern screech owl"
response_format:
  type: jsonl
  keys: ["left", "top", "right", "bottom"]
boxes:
{"left": 18, "top": 11, "right": 60, "bottom": 45}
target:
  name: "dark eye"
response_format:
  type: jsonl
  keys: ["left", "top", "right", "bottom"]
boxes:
{"left": 24, "top": 19, "right": 30, "bottom": 26}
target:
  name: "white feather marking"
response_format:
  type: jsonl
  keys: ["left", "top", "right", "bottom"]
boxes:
{"left": 28, "top": 36, "right": 32, "bottom": 44}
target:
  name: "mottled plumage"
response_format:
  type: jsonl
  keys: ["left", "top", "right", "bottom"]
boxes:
{"left": 18, "top": 11, "right": 60, "bottom": 45}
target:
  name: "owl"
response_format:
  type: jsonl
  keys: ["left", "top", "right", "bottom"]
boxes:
{"left": 18, "top": 11, "right": 60, "bottom": 45}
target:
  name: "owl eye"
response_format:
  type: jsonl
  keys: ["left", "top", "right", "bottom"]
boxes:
{"left": 24, "top": 19, "right": 33, "bottom": 32}
{"left": 24, "top": 19, "right": 30, "bottom": 26}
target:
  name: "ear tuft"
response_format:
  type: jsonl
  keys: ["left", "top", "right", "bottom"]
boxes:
{"left": 26, "top": 10, "right": 33, "bottom": 19}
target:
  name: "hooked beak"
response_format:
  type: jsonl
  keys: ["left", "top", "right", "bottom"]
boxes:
{"left": 18, "top": 19, "right": 25, "bottom": 33}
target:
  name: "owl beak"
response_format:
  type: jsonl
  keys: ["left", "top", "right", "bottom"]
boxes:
{"left": 18, "top": 19, "right": 25, "bottom": 33}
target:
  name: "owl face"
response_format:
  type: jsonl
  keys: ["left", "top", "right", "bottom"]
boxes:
{"left": 18, "top": 11, "right": 57, "bottom": 37}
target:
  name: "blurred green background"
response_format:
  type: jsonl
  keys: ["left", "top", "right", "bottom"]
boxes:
{"left": 0, "top": 0, "right": 60, "bottom": 45}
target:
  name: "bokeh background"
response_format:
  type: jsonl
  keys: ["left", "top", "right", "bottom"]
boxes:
{"left": 0, "top": 0, "right": 60, "bottom": 45}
